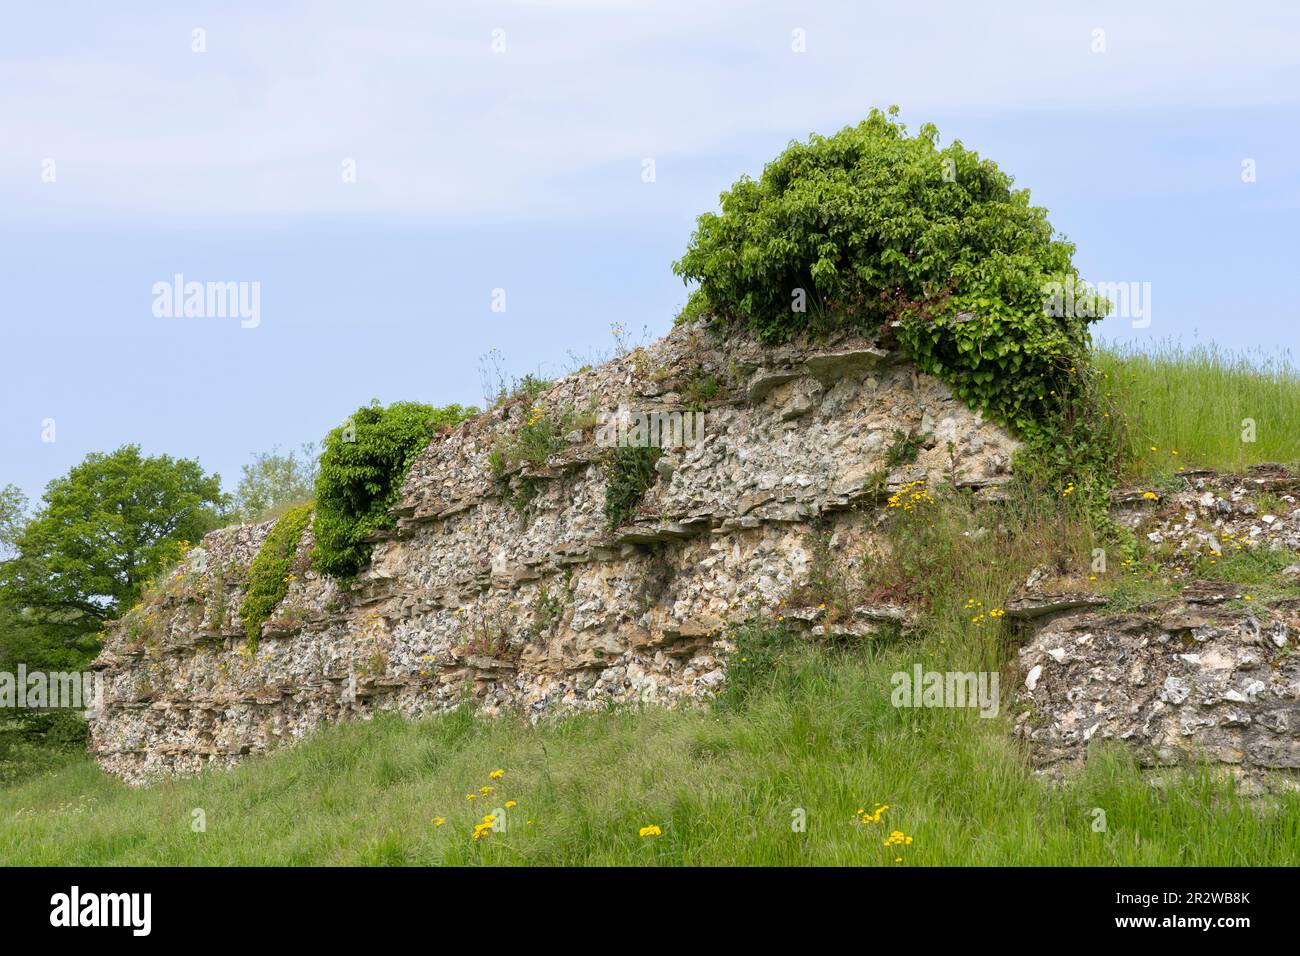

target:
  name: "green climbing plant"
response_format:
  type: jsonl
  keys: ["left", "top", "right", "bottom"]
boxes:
{"left": 672, "top": 107, "right": 1117, "bottom": 504}
{"left": 604, "top": 446, "right": 662, "bottom": 528}
{"left": 239, "top": 501, "right": 314, "bottom": 647}
{"left": 313, "top": 401, "right": 477, "bottom": 579}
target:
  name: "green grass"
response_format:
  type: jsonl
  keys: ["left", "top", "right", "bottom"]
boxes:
{"left": 1193, "top": 546, "right": 1299, "bottom": 584}
{"left": 1097, "top": 340, "right": 1300, "bottom": 479}
{"left": 2, "top": 643, "right": 1296, "bottom": 865}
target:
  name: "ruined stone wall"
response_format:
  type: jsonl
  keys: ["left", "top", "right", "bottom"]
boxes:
{"left": 1011, "top": 467, "right": 1300, "bottom": 792}
{"left": 89, "top": 323, "right": 1019, "bottom": 782}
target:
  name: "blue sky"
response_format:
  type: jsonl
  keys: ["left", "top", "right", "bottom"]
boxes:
{"left": 3, "top": 0, "right": 1298, "bottom": 505}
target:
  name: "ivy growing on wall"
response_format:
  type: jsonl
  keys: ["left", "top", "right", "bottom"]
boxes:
{"left": 604, "top": 446, "right": 662, "bottom": 528}
{"left": 672, "top": 107, "right": 1118, "bottom": 504}
{"left": 239, "top": 501, "right": 314, "bottom": 647}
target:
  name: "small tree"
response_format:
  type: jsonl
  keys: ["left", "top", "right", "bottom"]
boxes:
{"left": 0, "top": 446, "right": 228, "bottom": 636}
{"left": 0, "top": 483, "right": 27, "bottom": 559}
{"left": 233, "top": 442, "right": 319, "bottom": 522}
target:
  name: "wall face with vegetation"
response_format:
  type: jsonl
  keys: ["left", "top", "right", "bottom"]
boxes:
{"left": 88, "top": 322, "right": 1020, "bottom": 783}
{"left": 1010, "top": 467, "right": 1300, "bottom": 793}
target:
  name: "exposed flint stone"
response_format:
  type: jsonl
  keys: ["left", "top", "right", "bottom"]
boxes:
{"left": 803, "top": 347, "right": 890, "bottom": 382}
{"left": 86, "top": 321, "right": 1029, "bottom": 784}
{"left": 1003, "top": 592, "right": 1108, "bottom": 620}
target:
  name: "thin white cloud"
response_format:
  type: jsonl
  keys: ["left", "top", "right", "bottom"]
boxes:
{"left": 2, "top": 0, "right": 1298, "bottom": 223}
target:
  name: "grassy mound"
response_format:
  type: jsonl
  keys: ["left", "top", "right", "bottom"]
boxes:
{"left": 2, "top": 642, "right": 1296, "bottom": 865}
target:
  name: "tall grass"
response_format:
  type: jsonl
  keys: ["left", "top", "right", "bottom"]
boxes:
{"left": 1096, "top": 340, "right": 1300, "bottom": 479}
{"left": 1, "top": 647, "right": 1295, "bottom": 866}
{"left": 3, "top": 481, "right": 1295, "bottom": 866}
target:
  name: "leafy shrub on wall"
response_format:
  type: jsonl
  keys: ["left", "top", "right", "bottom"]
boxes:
{"left": 672, "top": 107, "right": 1113, "bottom": 492}
{"left": 312, "top": 401, "right": 477, "bottom": 579}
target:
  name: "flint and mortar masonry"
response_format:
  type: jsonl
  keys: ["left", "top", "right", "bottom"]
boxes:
{"left": 90, "top": 323, "right": 1019, "bottom": 782}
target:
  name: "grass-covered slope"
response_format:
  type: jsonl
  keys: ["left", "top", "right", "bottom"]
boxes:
{"left": 3, "top": 643, "right": 1299, "bottom": 866}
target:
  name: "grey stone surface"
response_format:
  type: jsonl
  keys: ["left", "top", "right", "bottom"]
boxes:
{"left": 89, "top": 322, "right": 1019, "bottom": 783}
{"left": 1013, "top": 466, "right": 1300, "bottom": 791}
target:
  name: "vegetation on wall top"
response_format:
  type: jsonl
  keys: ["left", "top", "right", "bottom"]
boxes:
{"left": 0, "top": 446, "right": 227, "bottom": 634}
{"left": 673, "top": 107, "right": 1115, "bottom": 497}
{"left": 604, "top": 445, "right": 662, "bottom": 528}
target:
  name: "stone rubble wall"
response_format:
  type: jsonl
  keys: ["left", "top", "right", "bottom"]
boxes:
{"left": 89, "top": 323, "right": 1019, "bottom": 783}
{"left": 1012, "top": 467, "right": 1300, "bottom": 791}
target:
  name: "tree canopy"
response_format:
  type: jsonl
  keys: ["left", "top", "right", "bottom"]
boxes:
{"left": 232, "top": 442, "right": 319, "bottom": 523}
{"left": 0, "top": 445, "right": 228, "bottom": 635}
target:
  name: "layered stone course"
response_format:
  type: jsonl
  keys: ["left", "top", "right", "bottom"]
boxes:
{"left": 1012, "top": 467, "right": 1300, "bottom": 790}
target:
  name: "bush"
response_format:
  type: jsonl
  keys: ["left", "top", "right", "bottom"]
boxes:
{"left": 239, "top": 502, "right": 314, "bottom": 646}
{"left": 604, "top": 446, "right": 661, "bottom": 528}
{"left": 673, "top": 107, "right": 1108, "bottom": 483}
{"left": 313, "top": 401, "right": 477, "bottom": 579}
